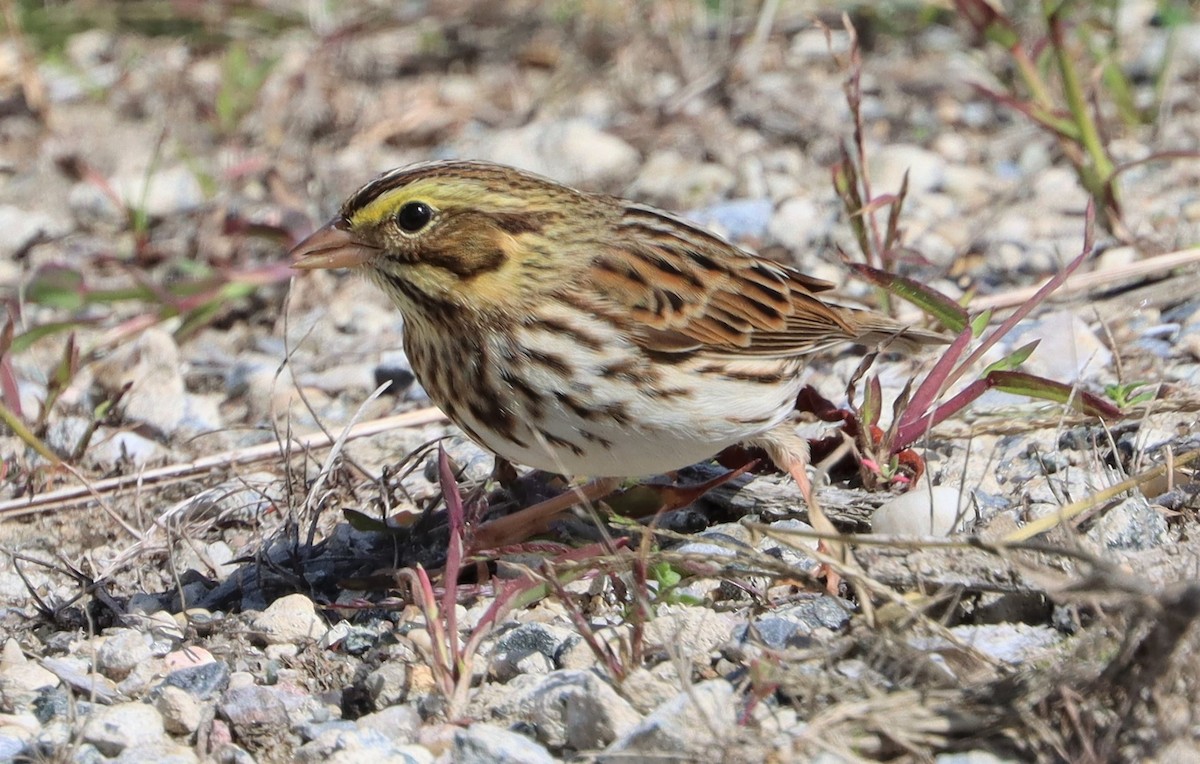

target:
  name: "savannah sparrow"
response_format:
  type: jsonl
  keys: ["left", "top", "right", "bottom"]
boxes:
{"left": 290, "top": 160, "right": 942, "bottom": 497}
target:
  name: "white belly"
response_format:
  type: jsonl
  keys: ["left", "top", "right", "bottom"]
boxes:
{"left": 411, "top": 312, "right": 802, "bottom": 478}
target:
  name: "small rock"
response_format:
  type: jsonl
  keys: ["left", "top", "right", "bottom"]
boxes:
{"left": 218, "top": 685, "right": 291, "bottom": 739}
{"left": 489, "top": 623, "right": 579, "bottom": 682}
{"left": 628, "top": 150, "right": 735, "bottom": 208}
{"left": 0, "top": 642, "right": 60, "bottom": 711}
{"left": 1088, "top": 494, "right": 1169, "bottom": 551}
{"left": 461, "top": 118, "right": 639, "bottom": 188}
{"left": 97, "top": 629, "right": 153, "bottom": 680}
{"left": 82, "top": 703, "right": 167, "bottom": 756}
{"left": 492, "top": 669, "right": 640, "bottom": 749}
{"left": 734, "top": 596, "right": 852, "bottom": 649}
{"left": 689, "top": 199, "right": 774, "bottom": 242}
{"left": 645, "top": 605, "right": 739, "bottom": 657}
{"left": 768, "top": 196, "right": 826, "bottom": 253}
{"left": 91, "top": 328, "right": 188, "bottom": 436}
{"left": 869, "top": 144, "right": 947, "bottom": 195}
{"left": 601, "top": 679, "right": 736, "bottom": 761}
{"left": 872, "top": 484, "right": 973, "bottom": 536}
{"left": 1010, "top": 311, "right": 1113, "bottom": 382}
{"left": 365, "top": 662, "right": 411, "bottom": 709}
{"left": 0, "top": 205, "right": 68, "bottom": 258}
{"left": 156, "top": 685, "right": 203, "bottom": 734}
{"left": 250, "top": 593, "right": 327, "bottom": 645}
{"left": 161, "top": 652, "right": 224, "bottom": 689}
{"left": 354, "top": 705, "right": 422, "bottom": 745}
{"left": 945, "top": 624, "right": 1061, "bottom": 665}
{"left": 112, "top": 741, "right": 200, "bottom": 763}
{"left": 452, "top": 723, "right": 555, "bottom": 764}
{"left": 111, "top": 164, "right": 205, "bottom": 219}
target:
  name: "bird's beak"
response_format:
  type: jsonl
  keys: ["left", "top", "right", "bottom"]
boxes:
{"left": 289, "top": 218, "right": 380, "bottom": 270}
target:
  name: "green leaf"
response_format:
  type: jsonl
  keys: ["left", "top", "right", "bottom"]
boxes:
{"left": 969, "top": 309, "right": 993, "bottom": 337}
{"left": 988, "top": 371, "right": 1123, "bottom": 419}
{"left": 849, "top": 264, "right": 968, "bottom": 332}
{"left": 982, "top": 340, "right": 1039, "bottom": 375}
{"left": 26, "top": 266, "right": 87, "bottom": 310}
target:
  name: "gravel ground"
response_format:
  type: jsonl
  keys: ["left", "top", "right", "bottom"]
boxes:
{"left": 2, "top": 2, "right": 1200, "bottom": 762}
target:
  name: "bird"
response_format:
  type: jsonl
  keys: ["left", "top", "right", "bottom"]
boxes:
{"left": 289, "top": 159, "right": 943, "bottom": 524}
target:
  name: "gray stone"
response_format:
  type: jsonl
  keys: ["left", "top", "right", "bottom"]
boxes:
{"left": 111, "top": 164, "right": 205, "bottom": 219}
{"left": 365, "top": 662, "right": 410, "bottom": 709}
{"left": 690, "top": 198, "right": 773, "bottom": 242}
{"left": 460, "top": 119, "right": 639, "bottom": 188}
{"left": 159, "top": 660, "right": 229, "bottom": 699}
{"left": 156, "top": 685, "right": 203, "bottom": 735}
{"left": 491, "top": 669, "right": 640, "bottom": 749}
{"left": 354, "top": 705, "right": 421, "bottom": 744}
{"left": 452, "top": 723, "right": 555, "bottom": 764}
{"left": 82, "top": 703, "right": 167, "bottom": 756}
{"left": 768, "top": 196, "right": 826, "bottom": 252}
{"left": 872, "top": 483, "right": 974, "bottom": 537}
{"left": 0, "top": 204, "right": 68, "bottom": 258}
{"left": 112, "top": 741, "right": 200, "bottom": 763}
{"left": 1088, "top": 494, "right": 1170, "bottom": 551}
{"left": 218, "top": 685, "right": 290, "bottom": 736}
{"left": 869, "top": 143, "right": 947, "bottom": 194}
{"left": 97, "top": 630, "right": 153, "bottom": 680}
{"left": 601, "top": 679, "right": 736, "bottom": 761}
{"left": 250, "top": 593, "right": 327, "bottom": 645}
{"left": 489, "top": 623, "right": 579, "bottom": 681}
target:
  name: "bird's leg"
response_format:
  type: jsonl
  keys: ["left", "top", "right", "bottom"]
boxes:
{"left": 752, "top": 427, "right": 846, "bottom": 594}
{"left": 470, "top": 476, "right": 621, "bottom": 551}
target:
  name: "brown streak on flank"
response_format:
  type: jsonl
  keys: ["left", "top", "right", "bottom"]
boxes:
{"left": 525, "top": 348, "right": 571, "bottom": 375}
{"left": 538, "top": 429, "right": 586, "bottom": 457}
{"left": 528, "top": 314, "right": 605, "bottom": 351}
{"left": 599, "top": 357, "right": 643, "bottom": 381}
{"left": 599, "top": 402, "right": 632, "bottom": 426}
{"left": 643, "top": 384, "right": 690, "bottom": 400}
{"left": 554, "top": 390, "right": 596, "bottom": 421}
{"left": 725, "top": 414, "right": 773, "bottom": 426}
{"left": 467, "top": 399, "right": 527, "bottom": 449}
{"left": 717, "top": 368, "right": 788, "bottom": 384}
{"left": 580, "top": 430, "right": 614, "bottom": 448}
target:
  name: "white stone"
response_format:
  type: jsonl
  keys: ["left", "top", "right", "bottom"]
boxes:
{"left": 872, "top": 484, "right": 973, "bottom": 537}
{"left": 250, "top": 593, "right": 327, "bottom": 645}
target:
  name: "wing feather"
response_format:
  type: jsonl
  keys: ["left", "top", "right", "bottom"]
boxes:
{"left": 581, "top": 205, "right": 941, "bottom": 359}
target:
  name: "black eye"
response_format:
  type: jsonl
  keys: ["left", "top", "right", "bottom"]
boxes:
{"left": 396, "top": 201, "right": 433, "bottom": 233}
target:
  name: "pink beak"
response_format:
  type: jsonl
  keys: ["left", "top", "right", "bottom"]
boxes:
{"left": 289, "top": 218, "right": 380, "bottom": 270}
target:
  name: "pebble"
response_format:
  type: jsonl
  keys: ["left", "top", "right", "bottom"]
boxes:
{"left": 869, "top": 143, "right": 947, "bottom": 195}
{"left": 0, "top": 205, "right": 68, "bottom": 259}
{"left": 82, "top": 703, "right": 167, "bottom": 756}
{"left": 489, "top": 622, "right": 579, "bottom": 682}
{"left": 628, "top": 150, "right": 736, "bottom": 208}
{"left": 768, "top": 196, "right": 826, "bottom": 253}
{"left": 250, "top": 593, "right": 327, "bottom": 645}
{"left": 364, "top": 662, "right": 411, "bottom": 709}
{"left": 110, "top": 164, "right": 206, "bottom": 219}
{"left": 460, "top": 118, "right": 639, "bottom": 188}
{"left": 600, "top": 679, "right": 736, "bottom": 761}
{"left": 156, "top": 685, "right": 203, "bottom": 734}
{"left": 218, "top": 684, "right": 291, "bottom": 737}
{"left": 492, "top": 669, "right": 640, "bottom": 749}
{"left": 872, "top": 483, "right": 973, "bottom": 536}
{"left": 91, "top": 328, "right": 188, "bottom": 436}
{"left": 354, "top": 705, "right": 422, "bottom": 745}
{"left": 1088, "top": 494, "right": 1170, "bottom": 551}
{"left": 1009, "top": 310, "right": 1113, "bottom": 382}
{"left": 452, "top": 723, "right": 555, "bottom": 764}
{"left": 97, "top": 629, "right": 153, "bottom": 680}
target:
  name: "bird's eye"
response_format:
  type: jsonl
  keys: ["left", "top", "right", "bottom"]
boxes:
{"left": 396, "top": 201, "right": 433, "bottom": 233}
